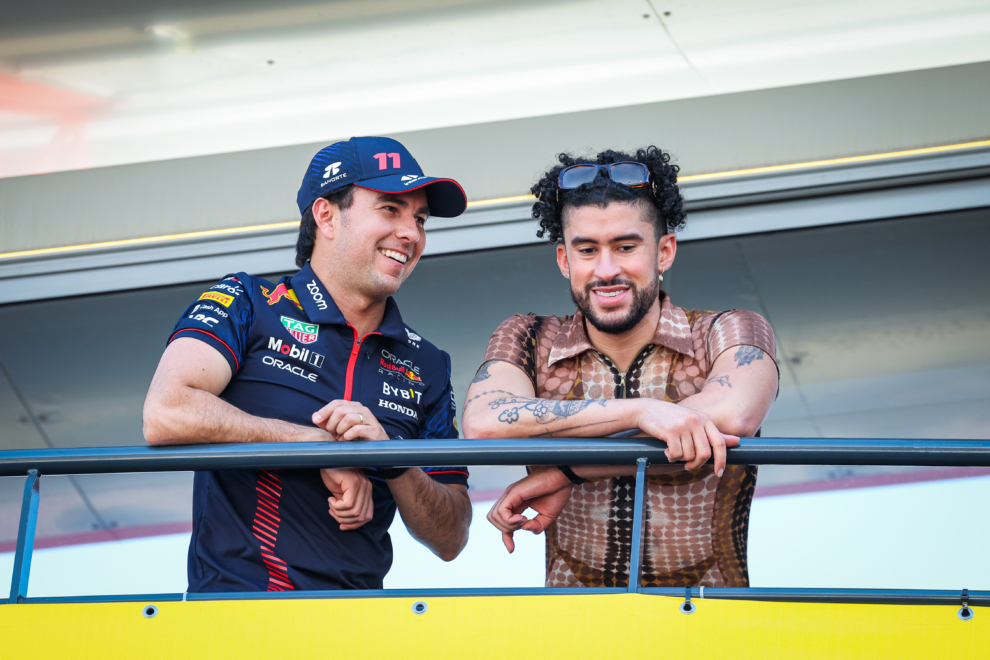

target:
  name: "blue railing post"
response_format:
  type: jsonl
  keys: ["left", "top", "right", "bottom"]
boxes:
{"left": 627, "top": 458, "right": 648, "bottom": 594}
{"left": 9, "top": 469, "right": 41, "bottom": 603}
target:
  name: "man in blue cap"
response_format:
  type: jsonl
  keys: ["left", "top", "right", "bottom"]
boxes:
{"left": 143, "top": 137, "right": 472, "bottom": 593}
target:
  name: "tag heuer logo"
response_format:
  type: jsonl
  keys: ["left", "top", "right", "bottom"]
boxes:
{"left": 281, "top": 316, "right": 318, "bottom": 344}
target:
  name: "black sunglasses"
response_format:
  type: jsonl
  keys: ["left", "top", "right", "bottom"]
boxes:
{"left": 555, "top": 161, "right": 666, "bottom": 233}
{"left": 557, "top": 161, "right": 652, "bottom": 194}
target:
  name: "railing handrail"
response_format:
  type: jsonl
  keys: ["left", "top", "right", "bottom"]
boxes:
{"left": 6, "top": 437, "right": 990, "bottom": 606}
{"left": 1, "top": 437, "right": 989, "bottom": 477}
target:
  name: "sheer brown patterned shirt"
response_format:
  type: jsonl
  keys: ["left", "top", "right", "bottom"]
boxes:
{"left": 483, "top": 293, "right": 777, "bottom": 588}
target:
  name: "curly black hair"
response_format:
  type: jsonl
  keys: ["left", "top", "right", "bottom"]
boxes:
{"left": 531, "top": 146, "right": 686, "bottom": 244}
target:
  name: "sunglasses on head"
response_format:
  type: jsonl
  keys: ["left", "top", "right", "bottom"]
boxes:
{"left": 555, "top": 161, "right": 667, "bottom": 233}
{"left": 557, "top": 161, "right": 652, "bottom": 195}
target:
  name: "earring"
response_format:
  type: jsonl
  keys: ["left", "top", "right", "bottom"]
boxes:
{"left": 658, "top": 268, "right": 665, "bottom": 283}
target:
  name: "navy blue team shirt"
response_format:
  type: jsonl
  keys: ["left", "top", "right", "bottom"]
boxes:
{"left": 168, "top": 262, "right": 468, "bottom": 593}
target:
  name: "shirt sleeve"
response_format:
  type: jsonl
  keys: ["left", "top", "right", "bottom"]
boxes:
{"left": 167, "top": 275, "right": 253, "bottom": 374}
{"left": 482, "top": 313, "right": 539, "bottom": 382}
{"left": 420, "top": 350, "right": 469, "bottom": 487}
{"left": 706, "top": 309, "right": 778, "bottom": 371}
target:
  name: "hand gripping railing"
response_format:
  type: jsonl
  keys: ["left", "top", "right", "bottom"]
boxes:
{"left": 2, "top": 437, "right": 989, "bottom": 608}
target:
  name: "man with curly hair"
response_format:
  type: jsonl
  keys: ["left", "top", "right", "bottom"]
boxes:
{"left": 462, "top": 147, "right": 779, "bottom": 588}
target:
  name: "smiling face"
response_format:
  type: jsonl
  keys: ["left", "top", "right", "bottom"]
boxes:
{"left": 313, "top": 186, "right": 429, "bottom": 300}
{"left": 557, "top": 200, "right": 676, "bottom": 335}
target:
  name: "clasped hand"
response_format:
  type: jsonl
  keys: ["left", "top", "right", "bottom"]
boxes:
{"left": 312, "top": 400, "right": 389, "bottom": 531}
{"left": 319, "top": 467, "right": 374, "bottom": 531}
{"left": 312, "top": 399, "right": 389, "bottom": 441}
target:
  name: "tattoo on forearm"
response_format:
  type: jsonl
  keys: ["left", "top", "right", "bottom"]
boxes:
{"left": 706, "top": 374, "right": 731, "bottom": 388}
{"left": 489, "top": 396, "right": 606, "bottom": 425}
{"left": 465, "top": 389, "right": 517, "bottom": 406}
{"left": 734, "top": 345, "right": 765, "bottom": 367}
{"left": 471, "top": 360, "right": 497, "bottom": 384}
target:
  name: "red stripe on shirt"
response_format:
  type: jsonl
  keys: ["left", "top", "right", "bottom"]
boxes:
{"left": 252, "top": 471, "right": 294, "bottom": 592}
{"left": 168, "top": 328, "right": 240, "bottom": 372}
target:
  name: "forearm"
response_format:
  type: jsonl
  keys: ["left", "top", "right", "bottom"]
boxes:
{"left": 389, "top": 469, "right": 471, "bottom": 561}
{"left": 678, "top": 394, "right": 763, "bottom": 437}
{"left": 462, "top": 389, "right": 646, "bottom": 439}
{"left": 570, "top": 463, "right": 684, "bottom": 478}
{"left": 144, "top": 384, "right": 327, "bottom": 446}
{"left": 467, "top": 393, "right": 686, "bottom": 476}
{"left": 676, "top": 346, "right": 778, "bottom": 437}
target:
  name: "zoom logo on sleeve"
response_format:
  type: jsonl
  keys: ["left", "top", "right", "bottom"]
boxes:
{"left": 378, "top": 399, "right": 418, "bottom": 420}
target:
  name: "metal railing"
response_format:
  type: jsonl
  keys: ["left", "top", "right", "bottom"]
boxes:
{"left": 2, "top": 437, "right": 989, "bottom": 609}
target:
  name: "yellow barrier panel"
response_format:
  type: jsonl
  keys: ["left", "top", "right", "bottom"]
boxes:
{"left": 1, "top": 594, "right": 983, "bottom": 659}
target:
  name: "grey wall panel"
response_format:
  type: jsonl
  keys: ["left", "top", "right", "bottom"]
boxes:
{"left": 4, "top": 144, "right": 989, "bottom": 304}
{"left": 2, "top": 60, "right": 989, "bottom": 254}
{"left": 680, "top": 176, "right": 990, "bottom": 241}
{"left": 0, "top": 372, "right": 49, "bottom": 451}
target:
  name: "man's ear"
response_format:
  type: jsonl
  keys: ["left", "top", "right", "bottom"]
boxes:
{"left": 556, "top": 243, "right": 570, "bottom": 279}
{"left": 312, "top": 197, "right": 338, "bottom": 241}
{"left": 658, "top": 233, "right": 677, "bottom": 273}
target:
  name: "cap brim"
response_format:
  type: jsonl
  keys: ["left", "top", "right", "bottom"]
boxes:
{"left": 355, "top": 175, "right": 467, "bottom": 218}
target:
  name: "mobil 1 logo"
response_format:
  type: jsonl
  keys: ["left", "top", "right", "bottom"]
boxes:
{"left": 268, "top": 337, "right": 325, "bottom": 367}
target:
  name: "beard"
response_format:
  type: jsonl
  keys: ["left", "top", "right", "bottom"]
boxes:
{"left": 571, "top": 275, "right": 660, "bottom": 335}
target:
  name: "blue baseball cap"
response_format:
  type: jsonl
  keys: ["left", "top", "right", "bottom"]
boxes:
{"left": 297, "top": 136, "right": 467, "bottom": 217}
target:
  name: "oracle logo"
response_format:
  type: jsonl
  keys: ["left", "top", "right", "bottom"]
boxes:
{"left": 262, "top": 356, "right": 318, "bottom": 382}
